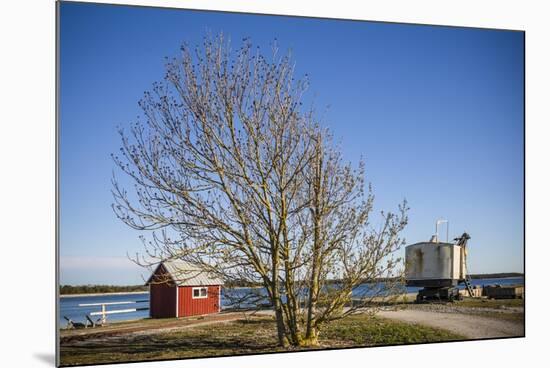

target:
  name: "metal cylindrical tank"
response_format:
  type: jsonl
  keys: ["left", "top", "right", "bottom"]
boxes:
{"left": 405, "top": 241, "right": 466, "bottom": 287}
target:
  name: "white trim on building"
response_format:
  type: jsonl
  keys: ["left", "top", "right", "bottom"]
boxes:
{"left": 192, "top": 286, "right": 208, "bottom": 299}
{"left": 175, "top": 286, "right": 179, "bottom": 318}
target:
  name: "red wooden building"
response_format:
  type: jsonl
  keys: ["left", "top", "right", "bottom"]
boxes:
{"left": 146, "top": 259, "right": 223, "bottom": 318}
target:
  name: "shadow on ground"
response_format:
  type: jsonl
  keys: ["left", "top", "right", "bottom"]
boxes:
{"left": 33, "top": 352, "right": 56, "bottom": 366}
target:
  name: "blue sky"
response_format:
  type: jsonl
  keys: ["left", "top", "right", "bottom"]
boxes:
{"left": 59, "top": 2, "right": 524, "bottom": 285}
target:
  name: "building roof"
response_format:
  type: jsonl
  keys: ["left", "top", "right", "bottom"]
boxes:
{"left": 146, "top": 259, "right": 224, "bottom": 286}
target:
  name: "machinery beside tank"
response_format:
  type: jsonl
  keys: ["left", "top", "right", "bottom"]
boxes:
{"left": 405, "top": 220, "right": 474, "bottom": 302}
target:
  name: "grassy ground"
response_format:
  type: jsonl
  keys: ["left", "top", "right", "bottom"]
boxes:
{"left": 403, "top": 298, "right": 525, "bottom": 326}
{"left": 452, "top": 298, "right": 524, "bottom": 309}
{"left": 480, "top": 312, "right": 524, "bottom": 323}
{"left": 60, "top": 314, "right": 464, "bottom": 366}
{"left": 320, "top": 314, "right": 463, "bottom": 346}
{"left": 60, "top": 313, "right": 239, "bottom": 341}
{"left": 457, "top": 298, "right": 525, "bottom": 323}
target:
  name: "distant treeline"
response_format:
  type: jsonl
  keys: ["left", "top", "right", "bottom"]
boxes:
{"left": 60, "top": 284, "right": 148, "bottom": 295}
{"left": 224, "top": 280, "right": 263, "bottom": 288}
{"left": 61, "top": 273, "right": 524, "bottom": 294}
{"left": 468, "top": 272, "right": 524, "bottom": 279}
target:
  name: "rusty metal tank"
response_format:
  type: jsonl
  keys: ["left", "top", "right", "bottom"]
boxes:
{"left": 405, "top": 238, "right": 466, "bottom": 287}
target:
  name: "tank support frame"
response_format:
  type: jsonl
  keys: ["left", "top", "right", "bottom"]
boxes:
{"left": 415, "top": 287, "right": 461, "bottom": 303}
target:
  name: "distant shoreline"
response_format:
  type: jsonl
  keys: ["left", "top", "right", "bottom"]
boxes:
{"left": 60, "top": 275, "right": 524, "bottom": 297}
{"left": 468, "top": 272, "right": 524, "bottom": 280}
{"left": 60, "top": 291, "right": 149, "bottom": 298}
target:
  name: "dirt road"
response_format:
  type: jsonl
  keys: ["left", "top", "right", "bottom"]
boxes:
{"left": 377, "top": 308, "right": 524, "bottom": 339}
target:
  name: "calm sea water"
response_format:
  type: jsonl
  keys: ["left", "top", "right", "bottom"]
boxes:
{"left": 58, "top": 277, "right": 523, "bottom": 327}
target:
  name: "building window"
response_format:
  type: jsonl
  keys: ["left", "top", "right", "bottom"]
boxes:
{"left": 192, "top": 287, "right": 208, "bottom": 299}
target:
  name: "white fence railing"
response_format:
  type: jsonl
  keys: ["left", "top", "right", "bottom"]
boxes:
{"left": 78, "top": 300, "right": 148, "bottom": 324}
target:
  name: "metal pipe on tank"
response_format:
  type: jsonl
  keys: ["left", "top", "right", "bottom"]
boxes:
{"left": 435, "top": 219, "right": 449, "bottom": 243}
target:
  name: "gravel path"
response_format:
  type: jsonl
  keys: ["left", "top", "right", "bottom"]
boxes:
{"left": 377, "top": 308, "right": 524, "bottom": 339}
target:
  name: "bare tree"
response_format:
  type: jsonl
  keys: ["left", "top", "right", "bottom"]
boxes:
{"left": 112, "top": 34, "right": 408, "bottom": 347}
{"left": 299, "top": 131, "right": 407, "bottom": 344}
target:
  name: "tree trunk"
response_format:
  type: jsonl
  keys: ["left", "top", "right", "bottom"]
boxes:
{"left": 305, "top": 224, "right": 320, "bottom": 342}
{"left": 274, "top": 298, "right": 288, "bottom": 347}
{"left": 306, "top": 141, "right": 323, "bottom": 343}
{"left": 271, "top": 242, "right": 288, "bottom": 347}
{"left": 301, "top": 326, "right": 319, "bottom": 346}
